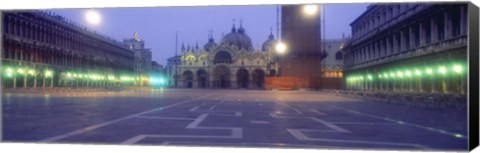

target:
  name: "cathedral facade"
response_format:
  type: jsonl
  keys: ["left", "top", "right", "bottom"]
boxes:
{"left": 170, "top": 23, "right": 277, "bottom": 89}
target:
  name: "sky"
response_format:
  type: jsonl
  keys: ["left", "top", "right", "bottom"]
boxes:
{"left": 52, "top": 3, "right": 369, "bottom": 65}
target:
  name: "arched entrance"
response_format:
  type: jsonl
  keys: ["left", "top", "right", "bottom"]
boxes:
{"left": 212, "top": 65, "right": 231, "bottom": 88}
{"left": 183, "top": 70, "right": 194, "bottom": 88}
{"left": 236, "top": 68, "right": 249, "bottom": 88}
{"left": 196, "top": 69, "right": 208, "bottom": 88}
{"left": 252, "top": 69, "right": 266, "bottom": 88}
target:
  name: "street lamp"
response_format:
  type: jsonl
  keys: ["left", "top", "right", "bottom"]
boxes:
{"left": 275, "top": 41, "right": 287, "bottom": 54}
{"left": 303, "top": 4, "right": 319, "bottom": 15}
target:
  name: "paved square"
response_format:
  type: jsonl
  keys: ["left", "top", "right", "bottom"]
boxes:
{"left": 2, "top": 89, "right": 467, "bottom": 150}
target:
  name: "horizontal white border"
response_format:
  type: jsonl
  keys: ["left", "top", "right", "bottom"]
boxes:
{"left": 0, "top": 0, "right": 473, "bottom": 10}
{"left": 1, "top": 0, "right": 478, "bottom": 153}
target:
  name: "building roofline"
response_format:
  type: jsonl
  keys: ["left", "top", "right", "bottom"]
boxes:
{"left": 349, "top": 4, "right": 377, "bottom": 26}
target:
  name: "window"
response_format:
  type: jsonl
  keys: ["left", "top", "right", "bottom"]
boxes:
{"left": 214, "top": 51, "right": 232, "bottom": 64}
{"left": 335, "top": 51, "right": 342, "bottom": 60}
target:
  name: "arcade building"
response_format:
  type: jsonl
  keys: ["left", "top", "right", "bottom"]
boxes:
{"left": 343, "top": 3, "right": 468, "bottom": 95}
{"left": 2, "top": 11, "right": 135, "bottom": 88}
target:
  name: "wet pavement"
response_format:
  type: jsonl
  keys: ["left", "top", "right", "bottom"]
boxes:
{"left": 2, "top": 88, "right": 468, "bottom": 151}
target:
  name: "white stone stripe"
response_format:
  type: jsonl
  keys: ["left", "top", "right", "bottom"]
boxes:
{"left": 121, "top": 113, "right": 243, "bottom": 144}
{"left": 189, "top": 106, "right": 200, "bottom": 112}
{"left": 309, "top": 109, "right": 326, "bottom": 115}
{"left": 329, "top": 122, "right": 396, "bottom": 125}
{"left": 121, "top": 135, "right": 148, "bottom": 144}
{"left": 39, "top": 91, "right": 217, "bottom": 142}
{"left": 209, "top": 101, "right": 224, "bottom": 110}
{"left": 159, "top": 140, "right": 346, "bottom": 148}
{"left": 135, "top": 116, "right": 195, "bottom": 120}
{"left": 270, "top": 113, "right": 350, "bottom": 133}
{"left": 186, "top": 114, "right": 208, "bottom": 129}
{"left": 286, "top": 129, "right": 430, "bottom": 149}
{"left": 308, "top": 117, "right": 350, "bottom": 133}
{"left": 330, "top": 106, "right": 467, "bottom": 139}
{"left": 279, "top": 104, "right": 303, "bottom": 114}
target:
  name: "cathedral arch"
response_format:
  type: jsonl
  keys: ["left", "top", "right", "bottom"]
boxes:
{"left": 196, "top": 69, "right": 208, "bottom": 88}
{"left": 214, "top": 51, "right": 232, "bottom": 64}
{"left": 182, "top": 70, "right": 194, "bottom": 88}
{"left": 252, "top": 69, "right": 266, "bottom": 88}
{"left": 212, "top": 65, "right": 231, "bottom": 88}
{"left": 236, "top": 68, "right": 249, "bottom": 88}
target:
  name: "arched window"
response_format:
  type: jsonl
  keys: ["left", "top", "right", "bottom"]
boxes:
{"left": 214, "top": 51, "right": 232, "bottom": 64}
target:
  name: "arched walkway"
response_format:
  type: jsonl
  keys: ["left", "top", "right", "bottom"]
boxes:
{"left": 196, "top": 69, "right": 208, "bottom": 88}
{"left": 183, "top": 70, "right": 194, "bottom": 88}
{"left": 212, "top": 65, "right": 231, "bottom": 88}
{"left": 252, "top": 69, "right": 266, "bottom": 88}
{"left": 236, "top": 68, "right": 249, "bottom": 88}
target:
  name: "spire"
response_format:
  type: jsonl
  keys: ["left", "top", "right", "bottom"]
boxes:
{"left": 195, "top": 41, "right": 199, "bottom": 51}
{"left": 181, "top": 42, "right": 185, "bottom": 51}
{"left": 187, "top": 45, "right": 191, "bottom": 51}
{"left": 231, "top": 18, "right": 236, "bottom": 32}
{"left": 238, "top": 18, "right": 245, "bottom": 33}
{"left": 239, "top": 18, "right": 243, "bottom": 27}
{"left": 208, "top": 30, "right": 214, "bottom": 42}
{"left": 269, "top": 27, "right": 274, "bottom": 39}
{"left": 208, "top": 30, "right": 211, "bottom": 39}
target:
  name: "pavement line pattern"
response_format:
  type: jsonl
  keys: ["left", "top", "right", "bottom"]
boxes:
{"left": 134, "top": 116, "right": 195, "bottom": 120}
{"left": 209, "top": 101, "right": 224, "bottom": 110}
{"left": 159, "top": 140, "right": 354, "bottom": 148}
{"left": 330, "top": 106, "right": 467, "bottom": 139}
{"left": 329, "top": 122, "right": 396, "bottom": 125}
{"left": 309, "top": 109, "right": 326, "bottom": 115}
{"left": 38, "top": 91, "right": 218, "bottom": 143}
{"left": 270, "top": 113, "right": 350, "bottom": 133}
{"left": 277, "top": 103, "right": 303, "bottom": 114}
{"left": 286, "top": 129, "right": 430, "bottom": 149}
{"left": 189, "top": 106, "right": 200, "bottom": 111}
{"left": 122, "top": 113, "right": 243, "bottom": 144}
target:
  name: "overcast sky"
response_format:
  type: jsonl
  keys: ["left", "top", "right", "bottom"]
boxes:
{"left": 52, "top": 3, "right": 369, "bottom": 65}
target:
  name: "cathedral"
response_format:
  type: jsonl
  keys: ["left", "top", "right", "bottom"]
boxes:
{"left": 170, "top": 22, "right": 278, "bottom": 89}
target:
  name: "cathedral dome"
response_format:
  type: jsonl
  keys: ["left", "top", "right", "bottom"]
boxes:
{"left": 261, "top": 32, "right": 276, "bottom": 52}
{"left": 222, "top": 24, "right": 253, "bottom": 51}
{"left": 204, "top": 37, "right": 217, "bottom": 52}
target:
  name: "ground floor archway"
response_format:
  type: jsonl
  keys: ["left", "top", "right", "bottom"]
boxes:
{"left": 212, "top": 65, "right": 231, "bottom": 88}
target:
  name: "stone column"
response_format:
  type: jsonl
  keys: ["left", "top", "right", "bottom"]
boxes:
{"left": 193, "top": 79, "right": 198, "bottom": 88}
{"left": 419, "top": 22, "right": 426, "bottom": 46}
{"left": 385, "top": 37, "right": 391, "bottom": 56}
{"left": 409, "top": 26, "right": 415, "bottom": 48}
{"left": 444, "top": 11, "right": 451, "bottom": 40}
{"left": 430, "top": 18, "right": 437, "bottom": 43}
{"left": 400, "top": 30, "right": 406, "bottom": 52}
{"left": 393, "top": 34, "right": 398, "bottom": 54}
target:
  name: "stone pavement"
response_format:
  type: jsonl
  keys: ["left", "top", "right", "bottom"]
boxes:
{"left": 2, "top": 89, "right": 468, "bottom": 151}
